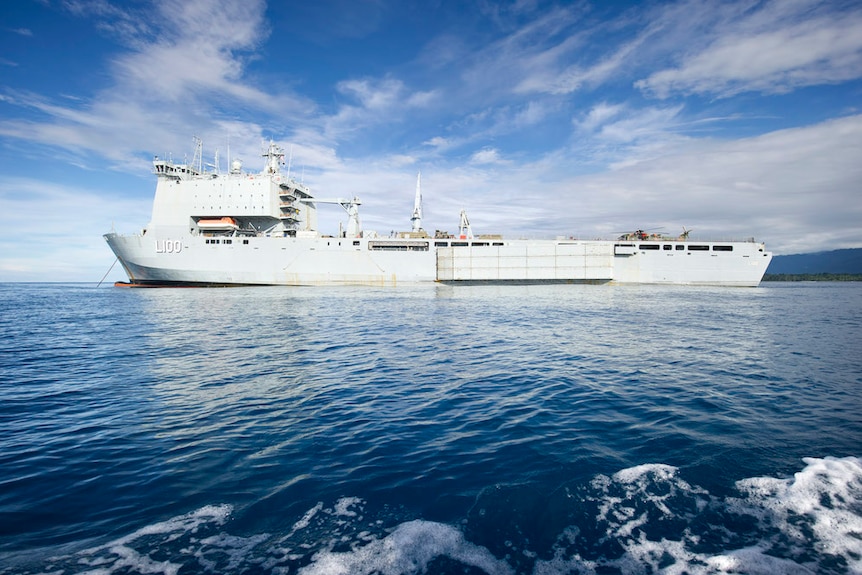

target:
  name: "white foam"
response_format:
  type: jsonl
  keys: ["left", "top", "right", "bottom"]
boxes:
{"left": 612, "top": 463, "right": 678, "bottom": 484}
{"left": 19, "top": 459, "right": 861, "bottom": 574}
{"left": 290, "top": 501, "right": 324, "bottom": 535}
{"left": 197, "top": 532, "right": 270, "bottom": 572}
{"left": 331, "top": 496, "right": 363, "bottom": 518}
{"left": 533, "top": 457, "right": 862, "bottom": 575}
{"left": 298, "top": 519, "right": 513, "bottom": 575}
{"left": 82, "top": 543, "right": 180, "bottom": 575}
{"left": 57, "top": 504, "right": 234, "bottom": 575}
{"left": 704, "top": 546, "right": 818, "bottom": 575}
{"left": 114, "top": 503, "right": 234, "bottom": 544}
{"left": 735, "top": 456, "right": 862, "bottom": 573}
{"left": 592, "top": 463, "right": 708, "bottom": 541}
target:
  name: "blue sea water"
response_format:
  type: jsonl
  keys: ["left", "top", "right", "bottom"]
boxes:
{"left": 1, "top": 282, "right": 861, "bottom": 574}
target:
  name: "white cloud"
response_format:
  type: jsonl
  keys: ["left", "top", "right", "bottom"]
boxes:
{"left": 511, "top": 101, "right": 550, "bottom": 127}
{"left": 0, "top": 176, "right": 151, "bottom": 282}
{"left": 0, "top": 0, "right": 311, "bottom": 168}
{"left": 336, "top": 78, "right": 404, "bottom": 111}
{"left": 455, "top": 6, "right": 586, "bottom": 99}
{"left": 322, "top": 78, "right": 439, "bottom": 141}
{"left": 406, "top": 89, "right": 439, "bottom": 108}
{"left": 598, "top": 105, "right": 685, "bottom": 144}
{"left": 577, "top": 102, "right": 625, "bottom": 132}
{"left": 469, "top": 148, "right": 504, "bottom": 165}
{"left": 423, "top": 136, "right": 450, "bottom": 150}
{"left": 637, "top": 1, "right": 862, "bottom": 98}
{"left": 335, "top": 78, "right": 436, "bottom": 113}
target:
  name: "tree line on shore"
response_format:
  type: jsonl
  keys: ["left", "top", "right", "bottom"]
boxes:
{"left": 763, "top": 273, "right": 862, "bottom": 282}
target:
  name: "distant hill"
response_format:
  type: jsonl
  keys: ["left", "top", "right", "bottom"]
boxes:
{"left": 766, "top": 248, "right": 862, "bottom": 275}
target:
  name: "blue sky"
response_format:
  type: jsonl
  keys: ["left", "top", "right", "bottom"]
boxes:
{"left": 1, "top": 0, "right": 861, "bottom": 282}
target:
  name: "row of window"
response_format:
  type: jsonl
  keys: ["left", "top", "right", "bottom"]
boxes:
{"left": 434, "top": 241, "right": 505, "bottom": 247}
{"left": 638, "top": 244, "right": 733, "bottom": 252}
{"left": 365, "top": 240, "right": 508, "bottom": 251}
{"left": 368, "top": 241, "right": 430, "bottom": 252}
{"left": 205, "top": 239, "right": 250, "bottom": 245}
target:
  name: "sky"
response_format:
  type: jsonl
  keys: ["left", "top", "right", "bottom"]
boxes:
{"left": 1, "top": 0, "right": 861, "bottom": 282}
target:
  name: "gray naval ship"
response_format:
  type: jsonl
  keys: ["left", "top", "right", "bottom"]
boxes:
{"left": 104, "top": 139, "right": 773, "bottom": 287}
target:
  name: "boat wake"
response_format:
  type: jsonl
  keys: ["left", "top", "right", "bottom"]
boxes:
{"left": 6, "top": 457, "right": 861, "bottom": 575}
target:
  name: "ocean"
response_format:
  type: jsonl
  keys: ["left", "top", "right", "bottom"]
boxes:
{"left": 1, "top": 282, "right": 860, "bottom": 574}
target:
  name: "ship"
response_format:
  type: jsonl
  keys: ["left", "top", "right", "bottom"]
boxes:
{"left": 104, "top": 139, "right": 773, "bottom": 287}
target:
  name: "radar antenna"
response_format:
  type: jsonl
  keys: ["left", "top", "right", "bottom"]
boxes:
{"left": 262, "top": 140, "right": 285, "bottom": 175}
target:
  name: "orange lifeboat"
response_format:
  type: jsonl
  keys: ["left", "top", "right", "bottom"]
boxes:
{"left": 197, "top": 217, "right": 239, "bottom": 231}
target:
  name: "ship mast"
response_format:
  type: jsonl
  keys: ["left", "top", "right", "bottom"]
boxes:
{"left": 262, "top": 140, "right": 284, "bottom": 175}
{"left": 410, "top": 172, "right": 422, "bottom": 233}
{"left": 192, "top": 136, "right": 203, "bottom": 174}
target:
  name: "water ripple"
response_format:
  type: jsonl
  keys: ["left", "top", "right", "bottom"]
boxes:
{"left": 1, "top": 283, "right": 861, "bottom": 573}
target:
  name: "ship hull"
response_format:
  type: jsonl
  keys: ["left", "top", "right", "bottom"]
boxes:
{"left": 105, "top": 233, "right": 772, "bottom": 287}
{"left": 105, "top": 233, "right": 435, "bottom": 286}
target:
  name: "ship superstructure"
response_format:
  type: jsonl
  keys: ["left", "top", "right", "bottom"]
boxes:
{"left": 147, "top": 138, "right": 319, "bottom": 239}
{"left": 104, "top": 139, "right": 773, "bottom": 287}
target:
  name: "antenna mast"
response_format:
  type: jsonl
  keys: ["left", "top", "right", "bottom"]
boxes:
{"left": 192, "top": 136, "right": 203, "bottom": 174}
{"left": 411, "top": 172, "right": 423, "bottom": 233}
{"left": 286, "top": 145, "right": 293, "bottom": 180}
